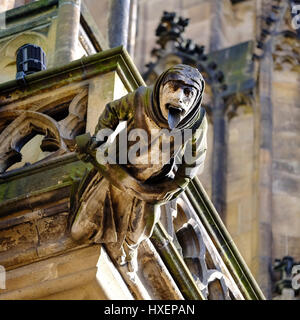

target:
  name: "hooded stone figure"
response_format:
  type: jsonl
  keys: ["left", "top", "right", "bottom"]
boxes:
{"left": 70, "top": 64, "right": 207, "bottom": 273}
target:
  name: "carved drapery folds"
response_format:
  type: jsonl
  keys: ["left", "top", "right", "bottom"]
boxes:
{"left": 0, "top": 88, "right": 88, "bottom": 173}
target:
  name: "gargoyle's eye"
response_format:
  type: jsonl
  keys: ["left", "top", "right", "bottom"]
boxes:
{"left": 184, "top": 88, "right": 193, "bottom": 96}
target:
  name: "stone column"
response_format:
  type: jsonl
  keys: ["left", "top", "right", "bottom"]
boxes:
{"left": 54, "top": 0, "right": 81, "bottom": 66}
{"left": 209, "top": 0, "right": 224, "bottom": 52}
{"left": 108, "top": 0, "right": 130, "bottom": 48}
{"left": 127, "top": 0, "right": 138, "bottom": 58}
{"left": 256, "top": 37, "right": 274, "bottom": 299}
{"left": 211, "top": 94, "right": 228, "bottom": 221}
{"left": 252, "top": 0, "right": 278, "bottom": 299}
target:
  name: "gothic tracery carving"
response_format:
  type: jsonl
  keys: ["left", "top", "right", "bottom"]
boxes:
{"left": 0, "top": 88, "right": 88, "bottom": 173}
{"left": 161, "top": 195, "right": 244, "bottom": 300}
{"left": 58, "top": 88, "right": 88, "bottom": 146}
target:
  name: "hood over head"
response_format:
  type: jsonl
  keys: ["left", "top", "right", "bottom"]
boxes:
{"left": 146, "top": 64, "right": 205, "bottom": 130}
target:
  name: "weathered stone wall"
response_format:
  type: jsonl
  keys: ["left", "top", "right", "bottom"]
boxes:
{"left": 226, "top": 112, "right": 257, "bottom": 271}
{"left": 83, "top": 0, "right": 109, "bottom": 44}
{"left": 272, "top": 69, "right": 300, "bottom": 261}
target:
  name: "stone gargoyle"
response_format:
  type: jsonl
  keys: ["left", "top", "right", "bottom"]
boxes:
{"left": 69, "top": 64, "right": 207, "bottom": 275}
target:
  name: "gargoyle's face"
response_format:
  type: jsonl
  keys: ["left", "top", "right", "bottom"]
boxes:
{"left": 159, "top": 80, "right": 199, "bottom": 129}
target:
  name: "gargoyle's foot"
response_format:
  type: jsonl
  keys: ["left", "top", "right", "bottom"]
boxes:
{"left": 123, "top": 241, "right": 139, "bottom": 273}
{"left": 105, "top": 241, "right": 139, "bottom": 281}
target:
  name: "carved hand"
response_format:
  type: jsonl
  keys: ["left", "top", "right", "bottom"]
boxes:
{"left": 91, "top": 160, "right": 182, "bottom": 204}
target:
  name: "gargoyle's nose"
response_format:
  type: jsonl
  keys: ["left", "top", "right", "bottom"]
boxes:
{"left": 178, "top": 90, "right": 185, "bottom": 104}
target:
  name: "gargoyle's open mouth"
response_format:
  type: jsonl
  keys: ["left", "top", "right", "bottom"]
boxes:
{"left": 166, "top": 104, "right": 184, "bottom": 129}
{"left": 166, "top": 104, "right": 184, "bottom": 114}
